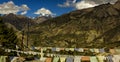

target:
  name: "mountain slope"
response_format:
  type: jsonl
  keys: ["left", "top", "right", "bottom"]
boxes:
{"left": 33, "top": 16, "right": 52, "bottom": 24}
{"left": 2, "top": 13, "right": 36, "bottom": 30}
{"left": 29, "top": 1, "right": 120, "bottom": 48}
{"left": 0, "top": 17, "right": 19, "bottom": 49}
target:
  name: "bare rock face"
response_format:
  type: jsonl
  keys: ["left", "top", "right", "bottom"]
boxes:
{"left": 114, "top": 0, "right": 120, "bottom": 10}
{"left": 24, "top": 0, "right": 120, "bottom": 47}
{"left": 1, "top": 1, "right": 120, "bottom": 48}
{"left": 28, "top": 1, "right": 120, "bottom": 47}
{"left": 33, "top": 16, "right": 51, "bottom": 24}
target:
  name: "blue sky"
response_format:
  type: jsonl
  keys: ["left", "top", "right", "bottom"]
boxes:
{"left": 0, "top": 0, "right": 76, "bottom": 17}
{"left": 0, "top": 0, "right": 117, "bottom": 17}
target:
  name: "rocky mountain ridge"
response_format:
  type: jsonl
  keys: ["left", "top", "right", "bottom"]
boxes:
{"left": 1, "top": 0, "right": 120, "bottom": 48}
{"left": 27, "top": 0, "right": 120, "bottom": 48}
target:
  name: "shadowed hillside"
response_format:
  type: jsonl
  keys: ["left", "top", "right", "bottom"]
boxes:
{"left": 0, "top": 1, "right": 119, "bottom": 48}
{"left": 2, "top": 13, "right": 36, "bottom": 30}
{"left": 0, "top": 17, "right": 19, "bottom": 49}
{"left": 26, "top": 0, "right": 120, "bottom": 48}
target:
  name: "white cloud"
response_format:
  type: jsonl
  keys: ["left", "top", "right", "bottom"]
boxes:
{"left": 34, "top": 8, "right": 54, "bottom": 17}
{"left": 73, "top": 0, "right": 77, "bottom": 3}
{"left": 20, "top": 4, "right": 29, "bottom": 15}
{"left": 58, "top": 0, "right": 77, "bottom": 7}
{"left": 21, "top": 4, "right": 29, "bottom": 11}
{"left": 21, "top": 11, "right": 27, "bottom": 15}
{"left": 86, "top": 0, "right": 118, "bottom": 4}
{"left": 58, "top": 2, "right": 70, "bottom": 7}
{"left": 75, "top": 0, "right": 97, "bottom": 9}
{"left": 0, "top": 1, "right": 29, "bottom": 15}
{"left": 58, "top": 0, "right": 118, "bottom": 9}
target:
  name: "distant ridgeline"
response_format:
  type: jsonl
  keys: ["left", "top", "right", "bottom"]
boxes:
{"left": 0, "top": 0, "right": 120, "bottom": 48}
{"left": 27, "top": 0, "right": 120, "bottom": 48}
{"left": 0, "top": 17, "right": 19, "bottom": 49}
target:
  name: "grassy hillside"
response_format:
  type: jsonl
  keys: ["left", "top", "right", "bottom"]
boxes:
{"left": 27, "top": 1, "right": 120, "bottom": 48}
{"left": 2, "top": 13, "right": 36, "bottom": 30}
{"left": 0, "top": 17, "right": 19, "bottom": 49}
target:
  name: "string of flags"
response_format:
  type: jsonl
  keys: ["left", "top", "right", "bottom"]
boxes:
{"left": 39, "top": 54, "right": 120, "bottom": 62}
{"left": 1, "top": 54, "right": 120, "bottom": 62}
{"left": 1, "top": 47, "right": 120, "bottom": 62}
{"left": 34, "top": 47, "right": 120, "bottom": 54}
{"left": 2, "top": 47, "right": 120, "bottom": 56}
